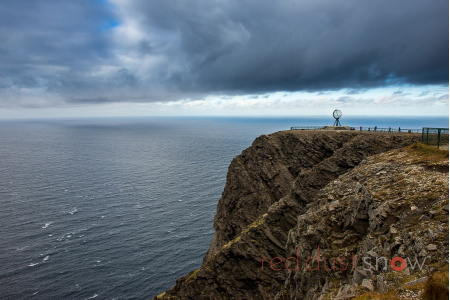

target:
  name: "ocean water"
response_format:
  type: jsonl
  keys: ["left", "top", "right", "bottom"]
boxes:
{"left": 0, "top": 116, "right": 447, "bottom": 299}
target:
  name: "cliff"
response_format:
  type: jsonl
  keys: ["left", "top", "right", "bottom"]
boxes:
{"left": 155, "top": 130, "right": 448, "bottom": 299}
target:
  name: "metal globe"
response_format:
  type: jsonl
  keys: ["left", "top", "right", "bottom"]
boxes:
{"left": 333, "top": 109, "right": 342, "bottom": 119}
{"left": 333, "top": 109, "right": 342, "bottom": 126}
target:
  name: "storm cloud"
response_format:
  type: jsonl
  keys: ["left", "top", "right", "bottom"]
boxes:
{"left": 0, "top": 0, "right": 448, "bottom": 106}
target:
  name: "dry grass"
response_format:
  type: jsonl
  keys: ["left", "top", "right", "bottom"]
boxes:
{"left": 353, "top": 292, "right": 403, "bottom": 300}
{"left": 406, "top": 143, "right": 449, "bottom": 164}
{"left": 422, "top": 265, "right": 449, "bottom": 300}
{"left": 354, "top": 265, "right": 449, "bottom": 300}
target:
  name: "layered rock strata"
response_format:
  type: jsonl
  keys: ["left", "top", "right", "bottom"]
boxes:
{"left": 155, "top": 130, "right": 448, "bottom": 299}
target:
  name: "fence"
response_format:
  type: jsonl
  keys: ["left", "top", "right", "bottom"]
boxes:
{"left": 357, "top": 127, "right": 421, "bottom": 133}
{"left": 421, "top": 128, "right": 449, "bottom": 149}
{"left": 290, "top": 126, "right": 326, "bottom": 130}
{"left": 290, "top": 126, "right": 421, "bottom": 133}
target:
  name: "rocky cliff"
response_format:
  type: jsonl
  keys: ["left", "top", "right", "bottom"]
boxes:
{"left": 155, "top": 130, "right": 448, "bottom": 299}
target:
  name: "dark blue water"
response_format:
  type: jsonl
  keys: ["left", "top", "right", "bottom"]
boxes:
{"left": 0, "top": 116, "right": 447, "bottom": 299}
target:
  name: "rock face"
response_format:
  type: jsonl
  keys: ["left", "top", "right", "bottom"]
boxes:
{"left": 155, "top": 130, "right": 449, "bottom": 299}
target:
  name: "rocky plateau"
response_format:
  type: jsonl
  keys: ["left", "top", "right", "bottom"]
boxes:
{"left": 155, "top": 130, "right": 448, "bottom": 299}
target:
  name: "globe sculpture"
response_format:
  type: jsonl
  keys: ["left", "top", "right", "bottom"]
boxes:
{"left": 333, "top": 109, "right": 342, "bottom": 126}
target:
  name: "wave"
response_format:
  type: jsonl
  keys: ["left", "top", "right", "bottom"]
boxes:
{"left": 42, "top": 222, "right": 53, "bottom": 229}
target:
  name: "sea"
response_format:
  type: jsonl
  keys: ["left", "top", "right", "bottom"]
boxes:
{"left": 0, "top": 116, "right": 447, "bottom": 299}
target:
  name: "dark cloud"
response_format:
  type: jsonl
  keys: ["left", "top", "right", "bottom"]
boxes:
{"left": 0, "top": 0, "right": 120, "bottom": 105}
{"left": 67, "top": 96, "right": 117, "bottom": 104}
{"left": 0, "top": 0, "right": 448, "bottom": 106}
{"left": 127, "top": 0, "right": 448, "bottom": 93}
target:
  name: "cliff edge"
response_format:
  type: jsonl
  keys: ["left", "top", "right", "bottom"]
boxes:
{"left": 155, "top": 130, "right": 448, "bottom": 299}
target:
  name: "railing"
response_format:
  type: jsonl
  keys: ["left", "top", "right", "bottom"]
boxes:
{"left": 290, "top": 126, "right": 421, "bottom": 133}
{"left": 357, "top": 127, "right": 421, "bottom": 133}
{"left": 290, "top": 126, "right": 326, "bottom": 130}
{"left": 422, "top": 127, "right": 449, "bottom": 149}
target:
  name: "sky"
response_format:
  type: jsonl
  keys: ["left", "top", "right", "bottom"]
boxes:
{"left": 0, "top": 0, "right": 448, "bottom": 119}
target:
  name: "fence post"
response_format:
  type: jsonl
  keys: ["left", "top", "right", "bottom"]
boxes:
{"left": 421, "top": 128, "right": 424, "bottom": 143}
{"left": 426, "top": 128, "right": 429, "bottom": 145}
{"left": 437, "top": 129, "right": 441, "bottom": 149}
